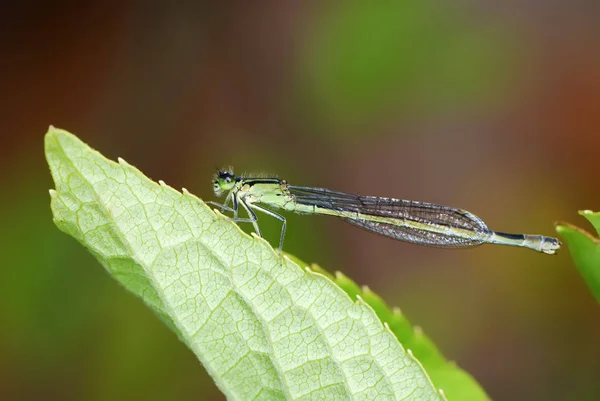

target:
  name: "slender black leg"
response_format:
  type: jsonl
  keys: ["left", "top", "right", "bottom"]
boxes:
{"left": 207, "top": 192, "right": 234, "bottom": 213}
{"left": 249, "top": 204, "right": 287, "bottom": 252}
{"left": 238, "top": 198, "right": 262, "bottom": 237}
{"left": 213, "top": 195, "right": 287, "bottom": 251}
{"left": 206, "top": 201, "right": 235, "bottom": 213}
{"left": 210, "top": 196, "right": 256, "bottom": 226}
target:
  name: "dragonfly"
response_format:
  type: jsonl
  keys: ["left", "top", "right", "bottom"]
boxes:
{"left": 208, "top": 169, "right": 561, "bottom": 254}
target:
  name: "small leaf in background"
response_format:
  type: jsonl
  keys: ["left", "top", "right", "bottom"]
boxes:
{"left": 556, "top": 211, "right": 600, "bottom": 302}
{"left": 46, "top": 127, "right": 460, "bottom": 400}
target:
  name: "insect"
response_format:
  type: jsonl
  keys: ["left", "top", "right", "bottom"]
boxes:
{"left": 209, "top": 169, "right": 560, "bottom": 254}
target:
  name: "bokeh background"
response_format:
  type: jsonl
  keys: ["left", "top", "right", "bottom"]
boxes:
{"left": 1, "top": 2, "right": 599, "bottom": 400}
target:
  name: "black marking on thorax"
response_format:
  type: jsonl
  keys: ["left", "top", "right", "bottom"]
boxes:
{"left": 242, "top": 178, "right": 282, "bottom": 188}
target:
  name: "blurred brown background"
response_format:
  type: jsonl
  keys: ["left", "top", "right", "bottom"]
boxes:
{"left": 1, "top": 2, "right": 599, "bottom": 400}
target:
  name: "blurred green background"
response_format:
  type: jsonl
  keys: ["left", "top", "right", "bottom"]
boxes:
{"left": 1, "top": 2, "right": 599, "bottom": 400}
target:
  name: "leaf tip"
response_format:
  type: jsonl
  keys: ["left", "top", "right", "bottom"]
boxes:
{"left": 45, "top": 125, "right": 58, "bottom": 136}
{"left": 44, "top": 126, "right": 60, "bottom": 150}
{"left": 44, "top": 125, "right": 73, "bottom": 141}
{"left": 392, "top": 306, "right": 403, "bottom": 316}
{"left": 414, "top": 325, "right": 423, "bottom": 336}
{"left": 49, "top": 189, "right": 57, "bottom": 197}
{"left": 182, "top": 187, "right": 190, "bottom": 195}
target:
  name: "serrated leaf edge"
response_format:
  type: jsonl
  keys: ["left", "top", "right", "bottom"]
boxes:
{"left": 46, "top": 127, "right": 446, "bottom": 400}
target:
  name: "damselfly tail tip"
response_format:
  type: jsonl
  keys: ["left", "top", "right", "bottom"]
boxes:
{"left": 495, "top": 232, "right": 562, "bottom": 254}
{"left": 540, "top": 236, "right": 561, "bottom": 255}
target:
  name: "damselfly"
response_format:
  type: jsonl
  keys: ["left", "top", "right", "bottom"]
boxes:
{"left": 209, "top": 169, "right": 560, "bottom": 254}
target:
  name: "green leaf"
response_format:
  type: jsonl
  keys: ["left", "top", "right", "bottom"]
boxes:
{"left": 556, "top": 211, "right": 600, "bottom": 302}
{"left": 46, "top": 127, "right": 450, "bottom": 400}
{"left": 307, "top": 265, "right": 489, "bottom": 401}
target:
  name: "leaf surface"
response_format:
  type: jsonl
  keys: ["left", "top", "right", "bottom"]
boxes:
{"left": 46, "top": 127, "right": 447, "bottom": 400}
{"left": 307, "top": 264, "right": 489, "bottom": 401}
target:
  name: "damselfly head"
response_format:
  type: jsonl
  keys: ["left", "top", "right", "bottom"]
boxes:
{"left": 213, "top": 168, "right": 236, "bottom": 197}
